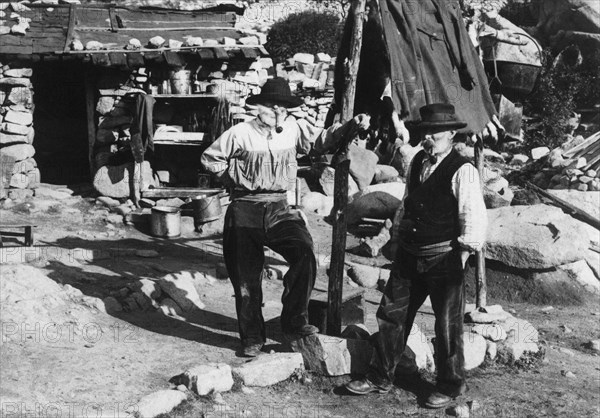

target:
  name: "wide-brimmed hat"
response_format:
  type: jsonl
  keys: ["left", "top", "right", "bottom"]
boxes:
{"left": 414, "top": 103, "right": 467, "bottom": 130}
{"left": 245, "top": 77, "right": 303, "bottom": 108}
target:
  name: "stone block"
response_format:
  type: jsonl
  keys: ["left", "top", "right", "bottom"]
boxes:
{"left": 531, "top": 146, "right": 550, "bottom": 160}
{"left": 4, "top": 68, "right": 33, "bottom": 78}
{"left": 36, "top": 187, "right": 71, "bottom": 200}
{"left": 0, "top": 132, "right": 28, "bottom": 146}
{"left": 0, "top": 78, "right": 31, "bottom": 87}
{"left": 6, "top": 87, "right": 32, "bottom": 106}
{"left": 4, "top": 110, "right": 32, "bottom": 126}
{"left": 8, "top": 172, "right": 28, "bottom": 189}
{"left": 308, "top": 287, "right": 365, "bottom": 333}
{"left": 291, "top": 334, "right": 371, "bottom": 376}
{"left": 26, "top": 168, "right": 40, "bottom": 188}
{"left": 233, "top": 353, "right": 304, "bottom": 386}
{"left": 137, "top": 390, "right": 187, "bottom": 418}
{"left": 178, "top": 363, "right": 234, "bottom": 395}
{"left": 93, "top": 161, "right": 157, "bottom": 198}
{"left": 2, "top": 122, "right": 31, "bottom": 136}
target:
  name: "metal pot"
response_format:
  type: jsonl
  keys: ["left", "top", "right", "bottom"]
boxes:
{"left": 151, "top": 206, "right": 181, "bottom": 238}
{"left": 192, "top": 192, "right": 222, "bottom": 225}
{"left": 169, "top": 69, "right": 191, "bottom": 94}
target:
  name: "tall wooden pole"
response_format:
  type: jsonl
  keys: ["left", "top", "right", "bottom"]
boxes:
{"left": 326, "top": 0, "right": 366, "bottom": 336}
{"left": 474, "top": 137, "right": 487, "bottom": 307}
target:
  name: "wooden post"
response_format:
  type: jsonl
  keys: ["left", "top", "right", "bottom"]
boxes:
{"left": 474, "top": 137, "right": 487, "bottom": 307}
{"left": 84, "top": 70, "right": 96, "bottom": 179}
{"left": 326, "top": 0, "right": 366, "bottom": 336}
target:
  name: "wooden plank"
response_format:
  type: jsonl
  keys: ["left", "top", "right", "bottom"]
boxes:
{"left": 563, "top": 131, "right": 600, "bottom": 158}
{"left": 84, "top": 70, "right": 97, "bottom": 178}
{"left": 526, "top": 181, "right": 600, "bottom": 230}
{"left": 142, "top": 188, "right": 226, "bottom": 199}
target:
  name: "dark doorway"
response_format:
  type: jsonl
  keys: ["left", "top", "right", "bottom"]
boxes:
{"left": 31, "top": 59, "right": 90, "bottom": 184}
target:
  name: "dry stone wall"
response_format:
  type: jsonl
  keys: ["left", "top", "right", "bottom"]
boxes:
{"left": 0, "top": 63, "right": 37, "bottom": 201}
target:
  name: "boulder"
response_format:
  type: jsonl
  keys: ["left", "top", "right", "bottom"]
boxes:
{"left": 391, "top": 143, "right": 422, "bottom": 178}
{"left": 347, "top": 191, "right": 402, "bottom": 225}
{"left": 301, "top": 191, "right": 333, "bottom": 216}
{"left": 347, "top": 263, "right": 381, "bottom": 288}
{"left": 319, "top": 166, "right": 359, "bottom": 197}
{"left": 0, "top": 132, "right": 28, "bottom": 146}
{"left": 1, "top": 123, "right": 31, "bottom": 136}
{"left": 355, "top": 181, "right": 406, "bottom": 200}
{"left": 486, "top": 204, "right": 591, "bottom": 269}
{"left": 290, "top": 334, "right": 370, "bottom": 376}
{"left": 484, "top": 182, "right": 514, "bottom": 208}
{"left": 0, "top": 144, "right": 35, "bottom": 162}
{"left": 373, "top": 165, "right": 399, "bottom": 183}
{"left": 531, "top": 146, "right": 550, "bottom": 160}
{"left": 557, "top": 260, "right": 600, "bottom": 294}
{"left": 547, "top": 190, "right": 600, "bottom": 221}
{"left": 12, "top": 158, "right": 36, "bottom": 174}
{"left": 511, "top": 154, "right": 529, "bottom": 165}
{"left": 9, "top": 173, "right": 29, "bottom": 189}
{"left": 178, "top": 363, "right": 234, "bottom": 395}
{"left": 233, "top": 353, "right": 304, "bottom": 386}
{"left": 158, "top": 271, "right": 206, "bottom": 312}
{"left": 136, "top": 390, "right": 187, "bottom": 418}
{"left": 93, "top": 161, "right": 157, "bottom": 199}
{"left": 3, "top": 68, "right": 33, "bottom": 78}
{"left": 6, "top": 87, "right": 32, "bottom": 106}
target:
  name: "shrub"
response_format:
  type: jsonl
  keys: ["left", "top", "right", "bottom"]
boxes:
{"left": 265, "top": 11, "right": 343, "bottom": 62}
{"left": 524, "top": 47, "right": 600, "bottom": 149}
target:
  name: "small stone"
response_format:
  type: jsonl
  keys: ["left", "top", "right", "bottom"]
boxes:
{"left": 576, "top": 183, "right": 589, "bottom": 191}
{"left": 347, "top": 263, "right": 381, "bottom": 288}
{"left": 96, "top": 196, "right": 120, "bottom": 207}
{"left": 511, "top": 154, "right": 529, "bottom": 165}
{"left": 136, "top": 390, "right": 187, "bottom": 418}
{"left": 241, "top": 386, "right": 255, "bottom": 394}
{"left": 176, "top": 385, "right": 187, "bottom": 392}
{"left": 139, "top": 198, "right": 155, "bottom": 208}
{"left": 531, "top": 146, "right": 550, "bottom": 160}
{"left": 585, "top": 169, "right": 597, "bottom": 178}
{"left": 85, "top": 41, "right": 103, "bottom": 51}
{"left": 106, "top": 213, "right": 123, "bottom": 224}
{"left": 178, "top": 363, "right": 234, "bottom": 395}
{"left": 127, "top": 38, "right": 142, "bottom": 49}
{"left": 233, "top": 353, "right": 304, "bottom": 386}
{"left": 561, "top": 370, "right": 576, "bottom": 379}
{"left": 486, "top": 340, "right": 497, "bottom": 360}
{"left": 136, "top": 249, "right": 159, "bottom": 258}
{"left": 448, "top": 404, "right": 470, "bottom": 418}
{"left": 148, "top": 36, "right": 165, "bottom": 48}
{"left": 557, "top": 347, "right": 575, "bottom": 357}
{"left": 4, "top": 110, "right": 32, "bottom": 126}
{"left": 541, "top": 306, "right": 554, "bottom": 312}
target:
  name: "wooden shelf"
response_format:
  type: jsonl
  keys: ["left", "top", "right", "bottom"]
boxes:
{"left": 153, "top": 93, "right": 219, "bottom": 99}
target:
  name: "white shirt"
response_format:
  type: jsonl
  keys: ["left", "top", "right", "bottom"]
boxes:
{"left": 392, "top": 147, "right": 488, "bottom": 252}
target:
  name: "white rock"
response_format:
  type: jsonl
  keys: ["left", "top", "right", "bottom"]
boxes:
{"left": 347, "top": 263, "right": 381, "bottom": 288}
{"left": 4, "top": 110, "right": 32, "bottom": 126}
{"left": 233, "top": 352, "right": 304, "bottom": 386}
{"left": 148, "top": 36, "right": 165, "bottom": 48}
{"left": 181, "top": 363, "right": 234, "bottom": 395}
{"left": 463, "top": 332, "right": 487, "bottom": 370}
{"left": 293, "top": 53, "right": 314, "bottom": 65}
{"left": 2, "top": 122, "right": 31, "bottom": 136}
{"left": 291, "top": 334, "right": 371, "bottom": 376}
{"left": 486, "top": 205, "right": 591, "bottom": 269}
{"left": 511, "top": 154, "right": 529, "bottom": 165}
{"left": 85, "top": 41, "right": 103, "bottom": 51}
{"left": 220, "top": 36, "right": 236, "bottom": 46}
{"left": 486, "top": 340, "right": 497, "bottom": 360}
{"left": 472, "top": 324, "right": 508, "bottom": 342}
{"left": 587, "top": 339, "right": 600, "bottom": 354}
{"left": 158, "top": 272, "right": 205, "bottom": 312}
{"left": 407, "top": 323, "right": 436, "bottom": 372}
{"left": 315, "top": 53, "right": 331, "bottom": 63}
{"left": 0, "top": 143, "right": 35, "bottom": 162}
{"left": 168, "top": 39, "right": 183, "bottom": 49}
{"left": 136, "top": 390, "right": 187, "bottom": 418}
{"left": 557, "top": 260, "right": 600, "bottom": 295}
{"left": 449, "top": 404, "right": 470, "bottom": 418}
{"left": 71, "top": 39, "right": 84, "bottom": 51}
{"left": 301, "top": 191, "right": 333, "bottom": 215}
{"left": 238, "top": 36, "right": 259, "bottom": 45}
{"left": 127, "top": 38, "right": 142, "bottom": 49}
{"left": 319, "top": 166, "right": 359, "bottom": 197}
{"left": 531, "top": 146, "right": 550, "bottom": 160}
{"left": 9, "top": 173, "right": 29, "bottom": 189}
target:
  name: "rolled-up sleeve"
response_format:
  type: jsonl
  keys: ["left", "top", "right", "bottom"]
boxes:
{"left": 452, "top": 163, "right": 488, "bottom": 252}
{"left": 200, "top": 129, "right": 236, "bottom": 176}
{"left": 295, "top": 118, "right": 316, "bottom": 155}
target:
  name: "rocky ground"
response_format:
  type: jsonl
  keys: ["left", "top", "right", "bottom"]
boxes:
{"left": 1, "top": 186, "right": 599, "bottom": 417}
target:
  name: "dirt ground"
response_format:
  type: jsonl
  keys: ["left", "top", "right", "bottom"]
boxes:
{"left": 1, "top": 191, "right": 599, "bottom": 417}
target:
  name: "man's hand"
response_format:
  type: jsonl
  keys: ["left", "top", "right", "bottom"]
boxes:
{"left": 352, "top": 114, "right": 371, "bottom": 132}
{"left": 391, "top": 111, "right": 410, "bottom": 144}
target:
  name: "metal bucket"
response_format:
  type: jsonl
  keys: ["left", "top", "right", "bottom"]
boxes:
{"left": 484, "top": 60, "right": 542, "bottom": 102}
{"left": 169, "top": 69, "right": 191, "bottom": 94}
{"left": 151, "top": 206, "right": 181, "bottom": 238}
{"left": 192, "top": 192, "right": 222, "bottom": 224}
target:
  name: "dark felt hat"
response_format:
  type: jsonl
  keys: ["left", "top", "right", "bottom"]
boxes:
{"left": 414, "top": 103, "right": 467, "bottom": 130}
{"left": 245, "top": 77, "right": 303, "bottom": 108}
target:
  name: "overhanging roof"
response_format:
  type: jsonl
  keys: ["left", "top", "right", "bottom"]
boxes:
{"left": 0, "top": 3, "right": 266, "bottom": 61}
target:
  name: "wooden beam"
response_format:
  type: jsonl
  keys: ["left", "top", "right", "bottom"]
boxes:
{"left": 84, "top": 69, "right": 97, "bottom": 179}
{"left": 526, "top": 181, "right": 600, "bottom": 230}
{"left": 474, "top": 138, "right": 487, "bottom": 308}
{"left": 326, "top": 0, "right": 366, "bottom": 337}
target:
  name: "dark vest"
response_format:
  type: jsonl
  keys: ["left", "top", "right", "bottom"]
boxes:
{"left": 398, "top": 148, "right": 470, "bottom": 249}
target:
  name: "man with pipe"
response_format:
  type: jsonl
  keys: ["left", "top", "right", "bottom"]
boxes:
{"left": 201, "top": 78, "right": 369, "bottom": 357}
{"left": 346, "top": 103, "right": 487, "bottom": 409}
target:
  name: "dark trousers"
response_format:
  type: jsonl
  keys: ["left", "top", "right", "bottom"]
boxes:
{"left": 367, "top": 248, "right": 466, "bottom": 396}
{"left": 223, "top": 199, "right": 316, "bottom": 347}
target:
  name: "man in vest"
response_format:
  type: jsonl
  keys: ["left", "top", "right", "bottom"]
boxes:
{"left": 345, "top": 103, "right": 488, "bottom": 409}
